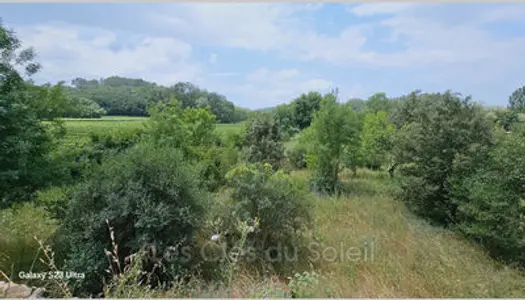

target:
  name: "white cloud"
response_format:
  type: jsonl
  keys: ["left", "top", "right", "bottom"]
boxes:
{"left": 17, "top": 23, "right": 201, "bottom": 85}
{"left": 203, "top": 67, "right": 335, "bottom": 108}
{"left": 150, "top": 2, "right": 525, "bottom": 73}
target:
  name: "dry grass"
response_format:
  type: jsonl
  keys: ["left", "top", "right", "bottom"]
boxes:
{"left": 304, "top": 168, "right": 525, "bottom": 297}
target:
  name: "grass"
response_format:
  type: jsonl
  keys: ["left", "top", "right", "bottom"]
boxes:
{"left": 285, "top": 168, "right": 525, "bottom": 297}
{"left": 99, "top": 167, "right": 525, "bottom": 298}
{"left": 55, "top": 116, "right": 244, "bottom": 146}
{"left": 3, "top": 167, "right": 525, "bottom": 297}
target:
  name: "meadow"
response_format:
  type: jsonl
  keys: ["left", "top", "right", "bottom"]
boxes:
{"left": 60, "top": 116, "right": 244, "bottom": 145}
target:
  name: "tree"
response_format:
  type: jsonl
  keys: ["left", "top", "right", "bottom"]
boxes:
{"left": 360, "top": 111, "right": 395, "bottom": 169}
{"left": 65, "top": 77, "right": 242, "bottom": 122}
{"left": 0, "top": 21, "right": 58, "bottom": 208}
{"left": 293, "top": 91, "right": 323, "bottom": 130}
{"left": 365, "top": 92, "right": 393, "bottom": 114}
{"left": 64, "top": 96, "right": 107, "bottom": 118}
{"left": 392, "top": 91, "right": 493, "bottom": 225}
{"left": 451, "top": 126, "right": 525, "bottom": 266}
{"left": 345, "top": 98, "right": 367, "bottom": 112}
{"left": 306, "top": 93, "right": 361, "bottom": 194}
{"left": 274, "top": 103, "right": 298, "bottom": 139}
{"left": 508, "top": 85, "right": 525, "bottom": 113}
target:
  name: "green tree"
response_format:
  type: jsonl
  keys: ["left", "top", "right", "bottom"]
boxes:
{"left": 451, "top": 126, "right": 525, "bottom": 266}
{"left": 64, "top": 96, "right": 107, "bottom": 118}
{"left": 306, "top": 93, "right": 361, "bottom": 194}
{"left": 392, "top": 91, "right": 493, "bottom": 225}
{"left": 365, "top": 92, "right": 393, "bottom": 114}
{"left": 292, "top": 91, "right": 323, "bottom": 130}
{"left": 274, "top": 103, "right": 298, "bottom": 139}
{"left": 345, "top": 98, "right": 367, "bottom": 112}
{"left": 508, "top": 85, "right": 525, "bottom": 113}
{"left": 0, "top": 21, "right": 59, "bottom": 207}
{"left": 360, "top": 111, "right": 395, "bottom": 169}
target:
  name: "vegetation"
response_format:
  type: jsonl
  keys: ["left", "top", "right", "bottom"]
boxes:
{"left": 63, "top": 77, "right": 249, "bottom": 123}
{"left": 305, "top": 93, "right": 361, "bottom": 194}
{"left": 4, "top": 19, "right": 525, "bottom": 299}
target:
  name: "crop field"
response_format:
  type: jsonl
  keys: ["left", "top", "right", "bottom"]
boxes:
{"left": 59, "top": 116, "right": 244, "bottom": 145}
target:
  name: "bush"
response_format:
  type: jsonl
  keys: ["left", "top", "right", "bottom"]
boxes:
{"left": 59, "top": 143, "right": 207, "bottom": 296}
{"left": 195, "top": 145, "right": 240, "bottom": 192}
{"left": 35, "top": 186, "right": 72, "bottom": 220}
{"left": 241, "top": 113, "right": 285, "bottom": 169}
{"left": 47, "top": 128, "right": 144, "bottom": 186}
{"left": 0, "top": 204, "right": 57, "bottom": 281}
{"left": 452, "top": 127, "right": 525, "bottom": 265}
{"left": 285, "top": 142, "right": 307, "bottom": 169}
{"left": 220, "top": 163, "right": 313, "bottom": 270}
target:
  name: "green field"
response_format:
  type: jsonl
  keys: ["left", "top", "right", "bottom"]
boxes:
{"left": 59, "top": 116, "right": 244, "bottom": 145}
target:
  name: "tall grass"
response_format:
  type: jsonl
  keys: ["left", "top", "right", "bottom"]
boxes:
{"left": 305, "top": 169, "right": 525, "bottom": 297}
{"left": 2, "top": 153, "right": 525, "bottom": 297}
{"left": 82, "top": 168, "right": 525, "bottom": 297}
{"left": 0, "top": 204, "right": 57, "bottom": 284}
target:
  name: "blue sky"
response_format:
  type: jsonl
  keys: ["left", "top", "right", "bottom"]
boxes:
{"left": 1, "top": 2, "right": 525, "bottom": 109}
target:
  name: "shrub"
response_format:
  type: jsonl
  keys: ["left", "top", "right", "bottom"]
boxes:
{"left": 285, "top": 141, "right": 308, "bottom": 169}
{"left": 59, "top": 143, "right": 207, "bottom": 296}
{"left": 47, "top": 128, "right": 144, "bottom": 186}
{"left": 35, "top": 186, "right": 72, "bottom": 220}
{"left": 241, "top": 113, "right": 285, "bottom": 169}
{"left": 145, "top": 99, "right": 231, "bottom": 192}
{"left": 0, "top": 204, "right": 57, "bottom": 282}
{"left": 220, "top": 163, "right": 313, "bottom": 270}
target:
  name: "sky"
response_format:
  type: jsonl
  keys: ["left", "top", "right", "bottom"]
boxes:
{"left": 1, "top": 2, "right": 525, "bottom": 109}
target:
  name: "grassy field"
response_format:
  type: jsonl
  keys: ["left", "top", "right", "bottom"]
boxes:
{"left": 195, "top": 169, "right": 525, "bottom": 298}
{"left": 59, "top": 116, "right": 244, "bottom": 145}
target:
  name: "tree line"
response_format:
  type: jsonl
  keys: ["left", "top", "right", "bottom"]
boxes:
{"left": 62, "top": 77, "right": 251, "bottom": 123}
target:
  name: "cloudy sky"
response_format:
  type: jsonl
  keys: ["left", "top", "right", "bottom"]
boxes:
{"left": 1, "top": 2, "right": 525, "bottom": 109}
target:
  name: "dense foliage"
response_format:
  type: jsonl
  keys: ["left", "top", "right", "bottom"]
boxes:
{"left": 60, "top": 144, "right": 207, "bottom": 296}
{"left": 224, "top": 163, "right": 312, "bottom": 267}
{"left": 305, "top": 93, "right": 361, "bottom": 194}
{"left": 392, "top": 91, "right": 493, "bottom": 225}
{"left": 508, "top": 85, "right": 525, "bottom": 113}
{"left": 452, "top": 126, "right": 525, "bottom": 265}
{"left": 273, "top": 91, "right": 323, "bottom": 138}
{"left": 0, "top": 21, "right": 63, "bottom": 208}
{"left": 64, "top": 77, "right": 248, "bottom": 123}
{"left": 240, "top": 112, "right": 285, "bottom": 169}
